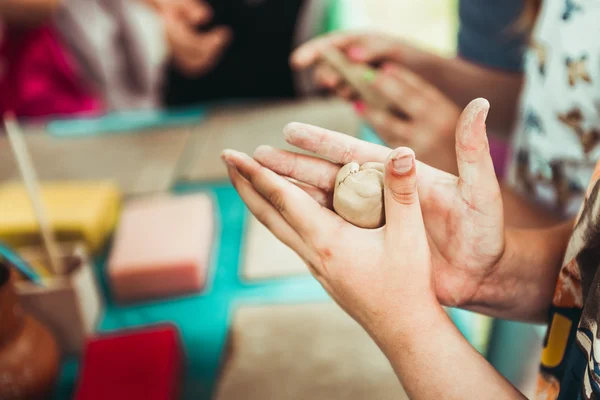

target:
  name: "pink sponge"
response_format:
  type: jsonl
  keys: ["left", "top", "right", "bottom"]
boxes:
{"left": 108, "top": 194, "right": 214, "bottom": 303}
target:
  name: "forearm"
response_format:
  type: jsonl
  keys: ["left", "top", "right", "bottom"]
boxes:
{"left": 437, "top": 57, "right": 523, "bottom": 136}
{"left": 0, "top": 0, "right": 60, "bottom": 26}
{"left": 368, "top": 298, "right": 525, "bottom": 400}
{"left": 467, "top": 221, "right": 572, "bottom": 323}
{"left": 463, "top": 184, "right": 566, "bottom": 322}
{"left": 501, "top": 183, "right": 563, "bottom": 228}
{"left": 399, "top": 49, "right": 523, "bottom": 135}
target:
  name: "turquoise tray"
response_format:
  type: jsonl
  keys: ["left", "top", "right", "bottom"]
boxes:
{"left": 46, "top": 106, "right": 208, "bottom": 137}
{"left": 54, "top": 182, "right": 330, "bottom": 399}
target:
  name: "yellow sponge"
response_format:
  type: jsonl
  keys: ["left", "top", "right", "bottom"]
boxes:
{"left": 0, "top": 181, "right": 121, "bottom": 253}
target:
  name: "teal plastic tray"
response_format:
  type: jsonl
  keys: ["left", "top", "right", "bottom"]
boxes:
{"left": 54, "top": 182, "right": 329, "bottom": 399}
{"left": 46, "top": 106, "right": 208, "bottom": 138}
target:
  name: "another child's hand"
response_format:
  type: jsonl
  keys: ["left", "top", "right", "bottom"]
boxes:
{"left": 291, "top": 31, "right": 429, "bottom": 98}
{"left": 243, "top": 99, "right": 505, "bottom": 311}
{"left": 223, "top": 143, "right": 435, "bottom": 331}
{"left": 361, "top": 63, "right": 461, "bottom": 173}
{"left": 160, "top": 0, "right": 232, "bottom": 76}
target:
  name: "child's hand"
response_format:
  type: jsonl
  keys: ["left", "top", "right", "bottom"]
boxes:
{"left": 360, "top": 63, "right": 461, "bottom": 173}
{"left": 247, "top": 99, "right": 505, "bottom": 310}
{"left": 160, "top": 0, "right": 232, "bottom": 76}
{"left": 223, "top": 144, "right": 435, "bottom": 331}
{"left": 291, "top": 31, "right": 429, "bottom": 98}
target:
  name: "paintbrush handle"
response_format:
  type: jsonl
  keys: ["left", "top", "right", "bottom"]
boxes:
{"left": 320, "top": 47, "right": 392, "bottom": 110}
{"left": 0, "top": 242, "right": 44, "bottom": 285}
{"left": 4, "top": 118, "right": 65, "bottom": 275}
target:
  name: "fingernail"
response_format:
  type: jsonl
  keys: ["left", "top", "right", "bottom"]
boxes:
{"left": 347, "top": 47, "right": 365, "bottom": 61}
{"left": 221, "top": 149, "right": 235, "bottom": 165}
{"left": 477, "top": 105, "right": 490, "bottom": 127}
{"left": 363, "top": 70, "right": 376, "bottom": 83}
{"left": 382, "top": 63, "right": 395, "bottom": 74}
{"left": 353, "top": 101, "right": 366, "bottom": 115}
{"left": 221, "top": 157, "right": 234, "bottom": 167}
{"left": 253, "top": 144, "right": 272, "bottom": 159}
{"left": 293, "top": 49, "right": 311, "bottom": 66}
{"left": 392, "top": 154, "right": 414, "bottom": 174}
{"left": 283, "top": 122, "right": 307, "bottom": 142}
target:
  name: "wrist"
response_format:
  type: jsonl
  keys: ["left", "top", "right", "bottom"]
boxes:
{"left": 392, "top": 43, "right": 446, "bottom": 81}
{"left": 364, "top": 290, "right": 443, "bottom": 347}
{"left": 468, "top": 228, "right": 514, "bottom": 312}
{"left": 467, "top": 224, "right": 571, "bottom": 322}
{"left": 368, "top": 302, "right": 449, "bottom": 363}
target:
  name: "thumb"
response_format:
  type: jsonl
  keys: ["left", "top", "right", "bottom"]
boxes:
{"left": 290, "top": 32, "right": 360, "bottom": 69}
{"left": 383, "top": 148, "right": 427, "bottom": 246}
{"left": 455, "top": 98, "right": 502, "bottom": 213}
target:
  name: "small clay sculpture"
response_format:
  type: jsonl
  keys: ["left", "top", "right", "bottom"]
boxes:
{"left": 333, "top": 162, "right": 385, "bottom": 229}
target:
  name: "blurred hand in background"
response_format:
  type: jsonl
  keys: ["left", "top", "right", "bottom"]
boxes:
{"left": 292, "top": 32, "right": 460, "bottom": 173}
{"left": 291, "top": 31, "right": 430, "bottom": 93}
{"left": 359, "top": 63, "right": 460, "bottom": 173}
{"left": 151, "top": 0, "right": 232, "bottom": 77}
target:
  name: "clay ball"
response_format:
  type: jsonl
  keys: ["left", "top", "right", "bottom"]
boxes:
{"left": 333, "top": 162, "right": 385, "bottom": 229}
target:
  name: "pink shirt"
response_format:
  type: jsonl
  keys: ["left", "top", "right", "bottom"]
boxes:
{"left": 0, "top": 24, "right": 104, "bottom": 119}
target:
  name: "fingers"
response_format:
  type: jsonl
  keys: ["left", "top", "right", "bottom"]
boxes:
{"left": 282, "top": 122, "right": 392, "bottom": 165}
{"left": 336, "top": 84, "right": 357, "bottom": 101}
{"left": 177, "top": 0, "right": 213, "bottom": 25}
{"left": 383, "top": 148, "right": 428, "bottom": 252}
{"left": 169, "top": 23, "right": 232, "bottom": 75}
{"left": 313, "top": 63, "right": 342, "bottom": 89}
{"left": 345, "top": 38, "right": 398, "bottom": 64}
{"left": 346, "top": 45, "right": 375, "bottom": 63}
{"left": 279, "top": 122, "right": 445, "bottom": 205}
{"left": 222, "top": 149, "right": 340, "bottom": 241}
{"left": 362, "top": 107, "right": 413, "bottom": 144}
{"left": 226, "top": 165, "right": 321, "bottom": 269}
{"left": 199, "top": 26, "right": 232, "bottom": 62}
{"left": 454, "top": 98, "right": 502, "bottom": 209}
{"left": 311, "top": 62, "right": 357, "bottom": 101}
{"left": 291, "top": 31, "right": 400, "bottom": 70}
{"left": 253, "top": 145, "right": 339, "bottom": 192}
{"left": 291, "top": 179, "right": 333, "bottom": 208}
{"left": 291, "top": 31, "right": 362, "bottom": 69}
{"left": 371, "top": 63, "right": 428, "bottom": 117}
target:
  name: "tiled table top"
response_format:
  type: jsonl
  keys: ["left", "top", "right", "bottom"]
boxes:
{"left": 216, "top": 303, "right": 407, "bottom": 400}
{"left": 242, "top": 215, "right": 310, "bottom": 281}
{"left": 176, "top": 98, "right": 359, "bottom": 183}
{"left": 0, "top": 124, "right": 191, "bottom": 196}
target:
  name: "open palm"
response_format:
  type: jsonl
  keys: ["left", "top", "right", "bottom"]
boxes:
{"left": 252, "top": 98, "right": 504, "bottom": 308}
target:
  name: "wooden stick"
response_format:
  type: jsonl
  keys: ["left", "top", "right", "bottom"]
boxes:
{"left": 4, "top": 114, "right": 65, "bottom": 275}
{"left": 320, "top": 47, "right": 392, "bottom": 111}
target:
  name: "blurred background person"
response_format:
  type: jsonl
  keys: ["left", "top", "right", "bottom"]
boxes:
{"left": 154, "top": 0, "right": 359, "bottom": 107}
{"left": 292, "top": 0, "right": 529, "bottom": 178}
{"left": 292, "top": 1, "right": 556, "bottom": 230}
{"left": 0, "top": 0, "right": 100, "bottom": 118}
{"left": 0, "top": 0, "right": 169, "bottom": 119}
